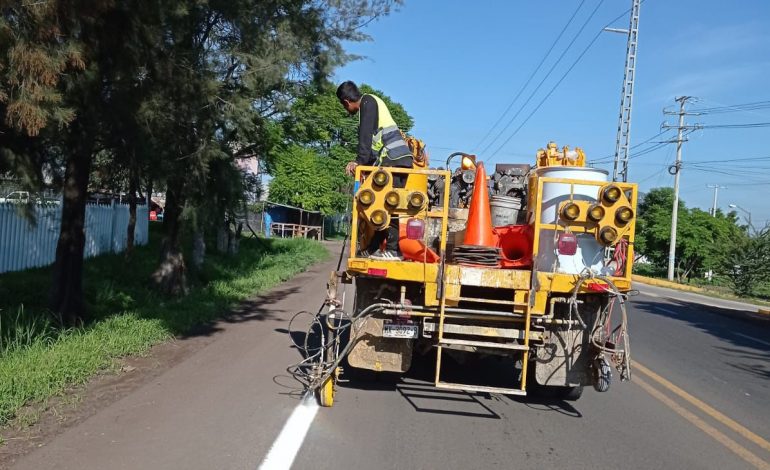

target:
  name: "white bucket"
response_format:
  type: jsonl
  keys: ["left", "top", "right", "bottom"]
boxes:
{"left": 490, "top": 195, "right": 522, "bottom": 226}
{"left": 533, "top": 167, "right": 608, "bottom": 274}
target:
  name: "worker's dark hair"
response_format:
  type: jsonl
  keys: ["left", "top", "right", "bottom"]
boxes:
{"left": 336, "top": 81, "right": 362, "bottom": 102}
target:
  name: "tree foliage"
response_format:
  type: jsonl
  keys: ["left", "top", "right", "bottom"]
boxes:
{"left": 636, "top": 187, "right": 744, "bottom": 281}
{"left": 268, "top": 82, "right": 413, "bottom": 214}
{"left": 1, "top": 0, "right": 402, "bottom": 323}
{"left": 723, "top": 228, "right": 770, "bottom": 296}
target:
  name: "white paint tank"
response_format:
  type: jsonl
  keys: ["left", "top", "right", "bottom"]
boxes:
{"left": 533, "top": 166, "right": 608, "bottom": 274}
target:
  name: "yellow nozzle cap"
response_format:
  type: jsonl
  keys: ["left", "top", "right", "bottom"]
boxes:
{"left": 599, "top": 226, "right": 619, "bottom": 245}
{"left": 358, "top": 189, "right": 375, "bottom": 206}
{"left": 602, "top": 185, "right": 622, "bottom": 204}
{"left": 408, "top": 191, "right": 426, "bottom": 209}
{"left": 370, "top": 209, "right": 388, "bottom": 227}
{"left": 615, "top": 206, "right": 634, "bottom": 224}
{"left": 372, "top": 169, "right": 390, "bottom": 187}
{"left": 384, "top": 191, "right": 400, "bottom": 207}
{"left": 588, "top": 204, "right": 605, "bottom": 222}
{"left": 561, "top": 202, "right": 581, "bottom": 221}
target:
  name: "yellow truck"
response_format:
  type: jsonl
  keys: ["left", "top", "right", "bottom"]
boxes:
{"left": 303, "top": 142, "right": 637, "bottom": 407}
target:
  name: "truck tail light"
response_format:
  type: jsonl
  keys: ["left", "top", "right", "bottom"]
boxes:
{"left": 367, "top": 268, "right": 387, "bottom": 277}
{"left": 557, "top": 232, "right": 578, "bottom": 255}
{"left": 406, "top": 218, "right": 425, "bottom": 240}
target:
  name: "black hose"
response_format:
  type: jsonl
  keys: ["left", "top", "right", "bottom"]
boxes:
{"left": 445, "top": 151, "right": 474, "bottom": 170}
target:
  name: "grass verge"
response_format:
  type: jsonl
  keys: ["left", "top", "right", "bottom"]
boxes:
{"left": 0, "top": 230, "right": 328, "bottom": 425}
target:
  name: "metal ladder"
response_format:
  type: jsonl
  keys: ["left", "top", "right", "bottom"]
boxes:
{"left": 433, "top": 279, "right": 533, "bottom": 396}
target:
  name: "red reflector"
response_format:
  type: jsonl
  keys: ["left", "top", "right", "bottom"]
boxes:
{"left": 557, "top": 232, "right": 578, "bottom": 256}
{"left": 406, "top": 218, "right": 425, "bottom": 240}
{"left": 367, "top": 268, "right": 388, "bottom": 277}
{"left": 587, "top": 282, "right": 608, "bottom": 292}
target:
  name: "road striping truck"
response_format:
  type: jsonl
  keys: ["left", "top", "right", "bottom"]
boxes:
{"left": 293, "top": 141, "right": 637, "bottom": 407}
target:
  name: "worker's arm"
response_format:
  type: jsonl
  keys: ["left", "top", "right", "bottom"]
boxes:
{"left": 356, "top": 95, "right": 378, "bottom": 165}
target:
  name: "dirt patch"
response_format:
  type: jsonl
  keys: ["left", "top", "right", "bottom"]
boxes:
{"left": 0, "top": 334, "right": 215, "bottom": 469}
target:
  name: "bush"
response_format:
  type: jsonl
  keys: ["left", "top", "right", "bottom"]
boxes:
{"left": 724, "top": 229, "right": 770, "bottom": 296}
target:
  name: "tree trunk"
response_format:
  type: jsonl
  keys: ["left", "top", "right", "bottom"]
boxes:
{"left": 151, "top": 182, "right": 188, "bottom": 295}
{"left": 192, "top": 228, "right": 206, "bottom": 269}
{"left": 216, "top": 218, "right": 229, "bottom": 254}
{"left": 49, "top": 128, "right": 93, "bottom": 327}
{"left": 126, "top": 164, "right": 138, "bottom": 258}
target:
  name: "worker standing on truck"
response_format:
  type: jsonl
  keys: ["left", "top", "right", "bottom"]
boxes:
{"left": 337, "top": 80, "right": 413, "bottom": 260}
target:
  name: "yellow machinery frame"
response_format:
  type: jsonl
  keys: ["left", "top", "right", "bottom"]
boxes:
{"left": 342, "top": 167, "right": 638, "bottom": 397}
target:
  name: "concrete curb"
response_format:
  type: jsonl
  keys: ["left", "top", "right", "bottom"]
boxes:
{"left": 758, "top": 308, "right": 770, "bottom": 316}
{"left": 632, "top": 274, "right": 704, "bottom": 293}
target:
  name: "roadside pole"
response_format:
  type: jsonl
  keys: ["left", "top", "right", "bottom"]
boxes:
{"left": 664, "top": 96, "right": 692, "bottom": 281}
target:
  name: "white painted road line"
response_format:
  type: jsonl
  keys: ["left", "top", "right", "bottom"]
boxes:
{"left": 259, "top": 394, "right": 319, "bottom": 470}
{"left": 734, "top": 333, "right": 770, "bottom": 348}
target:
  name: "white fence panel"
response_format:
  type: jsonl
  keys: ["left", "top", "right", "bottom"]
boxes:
{"left": 0, "top": 203, "right": 149, "bottom": 274}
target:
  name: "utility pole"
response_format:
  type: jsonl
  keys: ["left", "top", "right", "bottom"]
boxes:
{"left": 707, "top": 184, "right": 726, "bottom": 216}
{"left": 610, "top": 0, "right": 642, "bottom": 182}
{"left": 662, "top": 96, "right": 699, "bottom": 281}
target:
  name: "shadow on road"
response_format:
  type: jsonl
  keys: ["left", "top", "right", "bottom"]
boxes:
{"left": 335, "top": 350, "right": 583, "bottom": 418}
{"left": 631, "top": 297, "right": 770, "bottom": 380}
{"left": 179, "top": 285, "right": 302, "bottom": 339}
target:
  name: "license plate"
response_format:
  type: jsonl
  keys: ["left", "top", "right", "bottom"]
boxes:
{"left": 382, "top": 321, "right": 418, "bottom": 339}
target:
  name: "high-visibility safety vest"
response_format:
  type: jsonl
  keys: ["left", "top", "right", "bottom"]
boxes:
{"left": 361, "top": 94, "right": 413, "bottom": 166}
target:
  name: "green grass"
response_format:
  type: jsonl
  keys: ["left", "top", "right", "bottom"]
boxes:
{"left": 0, "top": 229, "right": 328, "bottom": 424}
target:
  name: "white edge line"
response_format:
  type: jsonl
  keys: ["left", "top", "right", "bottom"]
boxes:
{"left": 258, "top": 394, "right": 319, "bottom": 470}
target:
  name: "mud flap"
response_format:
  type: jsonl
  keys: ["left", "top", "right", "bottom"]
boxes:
{"left": 533, "top": 326, "right": 592, "bottom": 388}
{"left": 347, "top": 317, "right": 413, "bottom": 373}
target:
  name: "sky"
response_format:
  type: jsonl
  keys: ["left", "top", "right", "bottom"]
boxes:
{"left": 335, "top": 0, "right": 770, "bottom": 227}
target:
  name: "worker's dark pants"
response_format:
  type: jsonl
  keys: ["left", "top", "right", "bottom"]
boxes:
{"left": 367, "top": 173, "right": 407, "bottom": 253}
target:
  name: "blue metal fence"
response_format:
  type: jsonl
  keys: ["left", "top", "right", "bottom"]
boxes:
{"left": 0, "top": 203, "right": 149, "bottom": 274}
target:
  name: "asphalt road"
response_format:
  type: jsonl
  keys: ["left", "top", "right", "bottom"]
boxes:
{"left": 11, "top": 246, "right": 770, "bottom": 470}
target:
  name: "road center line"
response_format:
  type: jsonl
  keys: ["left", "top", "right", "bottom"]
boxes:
{"left": 734, "top": 333, "right": 770, "bottom": 348}
{"left": 258, "top": 394, "right": 319, "bottom": 470}
{"left": 634, "top": 376, "right": 770, "bottom": 470}
{"left": 634, "top": 361, "right": 770, "bottom": 453}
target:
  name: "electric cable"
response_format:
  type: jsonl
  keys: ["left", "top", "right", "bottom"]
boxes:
{"left": 479, "top": 0, "right": 608, "bottom": 159}
{"left": 472, "top": 0, "right": 588, "bottom": 152}
{"left": 486, "top": 3, "right": 643, "bottom": 163}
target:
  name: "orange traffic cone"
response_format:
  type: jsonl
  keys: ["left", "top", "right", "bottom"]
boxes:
{"left": 463, "top": 162, "right": 497, "bottom": 248}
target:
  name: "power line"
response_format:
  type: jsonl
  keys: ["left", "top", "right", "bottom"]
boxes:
{"left": 687, "top": 156, "right": 770, "bottom": 164}
{"left": 479, "top": 0, "right": 608, "bottom": 159}
{"left": 688, "top": 100, "right": 770, "bottom": 115}
{"left": 486, "top": 3, "right": 642, "bottom": 163}
{"left": 471, "top": 0, "right": 588, "bottom": 152}
{"left": 697, "top": 122, "right": 770, "bottom": 129}
{"left": 589, "top": 129, "right": 674, "bottom": 163}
